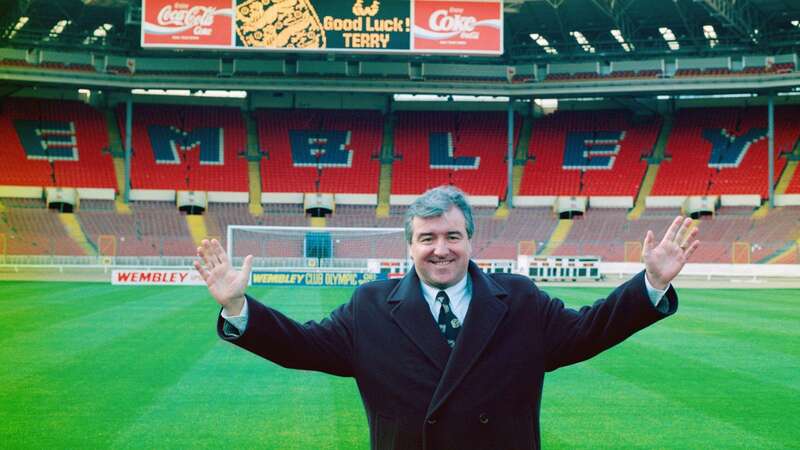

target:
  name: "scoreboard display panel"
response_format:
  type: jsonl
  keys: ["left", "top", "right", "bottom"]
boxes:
{"left": 141, "top": 0, "right": 503, "bottom": 54}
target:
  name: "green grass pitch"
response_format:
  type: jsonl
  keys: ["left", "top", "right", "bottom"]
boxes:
{"left": 1, "top": 280, "right": 798, "bottom": 449}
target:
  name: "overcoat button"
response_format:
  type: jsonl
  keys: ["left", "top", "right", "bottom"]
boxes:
{"left": 479, "top": 413, "right": 489, "bottom": 424}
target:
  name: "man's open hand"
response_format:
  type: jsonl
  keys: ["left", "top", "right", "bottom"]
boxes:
{"left": 642, "top": 216, "right": 700, "bottom": 290}
{"left": 193, "top": 238, "right": 253, "bottom": 315}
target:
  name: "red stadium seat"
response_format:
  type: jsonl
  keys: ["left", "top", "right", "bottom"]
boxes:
{"left": 256, "top": 109, "right": 382, "bottom": 194}
{"left": 392, "top": 111, "right": 520, "bottom": 198}
{"left": 652, "top": 106, "right": 800, "bottom": 198}
{"left": 519, "top": 110, "right": 658, "bottom": 197}
{"left": 0, "top": 98, "right": 116, "bottom": 189}
{"left": 117, "top": 104, "right": 248, "bottom": 192}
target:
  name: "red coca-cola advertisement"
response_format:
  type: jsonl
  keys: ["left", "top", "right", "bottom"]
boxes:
{"left": 411, "top": 0, "right": 502, "bottom": 54}
{"left": 142, "top": 0, "right": 234, "bottom": 47}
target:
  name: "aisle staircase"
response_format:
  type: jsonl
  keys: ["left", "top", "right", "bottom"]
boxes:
{"left": 243, "top": 110, "right": 264, "bottom": 217}
{"left": 760, "top": 233, "right": 800, "bottom": 263}
{"left": 494, "top": 166, "right": 525, "bottom": 219}
{"left": 111, "top": 157, "right": 131, "bottom": 214}
{"left": 651, "top": 115, "right": 673, "bottom": 160}
{"left": 104, "top": 108, "right": 131, "bottom": 214}
{"left": 376, "top": 113, "right": 396, "bottom": 218}
{"left": 59, "top": 213, "right": 97, "bottom": 256}
{"left": 104, "top": 109, "right": 124, "bottom": 157}
{"left": 628, "top": 115, "right": 671, "bottom": 220}
{"left": 538, "top": 219, "right": 573, "bottom": 256}
{"left": 774, "top": 161, "right": 798, "bottom": 196}
{"left": 186, "top": 215, "right": 209, "bottom": 246}
{"left": 376, "top": 163, "right": 392, "bottom": 218}
{"left": 248, "top": 162, "right": 263, "bottom": 216}
{"left": 753, "top": 160, "right": 798, "bottom": 218}
{"left": 495, "top": 114, "right": 533, "bottom": 219}
{"left": 628, "top": 164, "right": 659, "bottom": 220}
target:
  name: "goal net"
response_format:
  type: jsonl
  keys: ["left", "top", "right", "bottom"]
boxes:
{"left": 227, "top": 226, "right": 408, "bottom": 275}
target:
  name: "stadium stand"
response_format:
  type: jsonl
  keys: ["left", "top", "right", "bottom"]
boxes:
{"left": 1, "top": 99, "right": 797, "bottom": 264}
{"left": 0, "top": 59, "right": 95, "bottom": 72}
{"left": 116, "top": 103, "right": 248, "bottom": 192}
{"left": 78, "top": 201, "right": 194, "bottom": 256}
{"left": 548, "top": 70, "right": 663, "bottom": 81}
{"left": 471, "top": 207, "right": 560, "bottom": 259}
{"left": 519, "top": 110, "right": 659, "bottom": 197}
{"left": 547, "top": 205, "right": 799, "bottom": 263}
{"left": 736, "top": 206, "right": 800, "bottom": 263}
{"left": 207, "top": 203, "right": 308, "bottom": 234}
{"left": 652, "top": 106, "right": 800, "bottom": 197}
{"left": 0, "top": 198, "right": 84, "bottom": 255}
{"left": 392, "top": 111, "right": 520, "bottom": 198}
{"left": 256, "top": 109, "right": 383, "bottom": 194}
{"left": 0, "top": 98, "right": 116, "bottom": 189}
{"left": 785, "top": 163, "right": 800, "bottom": 194}
{"left": 546, "top": 62, "right": 794, "bottom": 82}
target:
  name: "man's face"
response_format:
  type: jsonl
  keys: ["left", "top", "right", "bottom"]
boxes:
{"left": 409, "top": 207, "right": 472, "bottom": 289}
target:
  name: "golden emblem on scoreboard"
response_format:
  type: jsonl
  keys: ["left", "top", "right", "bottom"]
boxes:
{"left": 236, "top": 0, "right": 326, "bottom": 49}
{"left": 352, "top": 0, "right": 380, "bottom": 17}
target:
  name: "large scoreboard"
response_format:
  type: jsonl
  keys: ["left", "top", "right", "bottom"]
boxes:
{"left": 141, "top": 0, "right": 503, "bottom": 55}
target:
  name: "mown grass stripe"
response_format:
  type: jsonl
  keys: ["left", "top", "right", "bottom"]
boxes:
{"left": 0, "top": 286, "right": 208, "bottom": 385}
{"left": 587, "top": 341, "right": 800, "bottom": 447}
{"left": 0, "top": 282, "right": 129, "bottom": 337}
{"left": 683, "top": 288, "right": 800, "bottom": 308}
{"left": 0, "top": 286, "right": 220, "bottom": 448}
{"left": 1, "top": 282, "right": 797, "bottom": 449}
{"left": 543, "top": 362, "right": 779, "bottom": 449}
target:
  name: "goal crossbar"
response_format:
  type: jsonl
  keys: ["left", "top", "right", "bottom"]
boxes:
{"left": 226, "top": 225, "right": 408, "bottom": 273}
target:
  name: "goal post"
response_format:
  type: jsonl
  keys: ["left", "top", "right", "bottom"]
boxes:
{"left": 624, "top": 241, "right": 642, "bottom": 263}
{"left": 732, "top": 241, "right": 750, "bottom": 264}
{"left": 226, "top": 226, "right": 409, "bottom": 284}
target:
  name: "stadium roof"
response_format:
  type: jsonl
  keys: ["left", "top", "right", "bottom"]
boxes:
{"left": 507, "top": 0, "right": 800, "bottom": 62}
{"left": 0, "top": 0, "right": 798, "bottom": 63}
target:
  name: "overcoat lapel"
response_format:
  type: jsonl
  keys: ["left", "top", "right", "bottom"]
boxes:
{"left": 388, "top": 269, "right": 452, "bottom": 372}
{"left": 427, "top": 262, "right": 508, "bottom": 418}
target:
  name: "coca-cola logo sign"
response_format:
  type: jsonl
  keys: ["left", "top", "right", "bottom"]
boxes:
{"left": 412, "top": 1, "right": 502, "bottom": 54}
{"left": 154, "top": 5, "right": 218, "bottom": 35}
{"left": 142, "top": 0, "right": 234, "bottom": 46}
{"left": 428, "top": 9, "right": 478, "bottom": 35}
{"left": 414, "top": 6, "right": 499, "bottom": 40}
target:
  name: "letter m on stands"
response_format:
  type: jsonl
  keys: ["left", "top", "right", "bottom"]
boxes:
{"left": 147, "top": 125, "right": 224, "bottom": 165}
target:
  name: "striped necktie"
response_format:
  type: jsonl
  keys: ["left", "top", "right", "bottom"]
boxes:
{"left": 436, "top": 290, "right": 461, "bottom": 348}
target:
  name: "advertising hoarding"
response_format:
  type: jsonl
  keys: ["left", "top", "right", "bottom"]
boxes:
{"left": 141, "top": 0, "right": 502, "bottom": 54}
{"left": 112, "top": 270, "right": 207, "bottom": 285}
{"left": 251, "top": 271, "right": 386, "bottom": 286}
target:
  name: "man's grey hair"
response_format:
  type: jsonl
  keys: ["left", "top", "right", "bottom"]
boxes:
{"left": 404, "top": 185, "right": 474, "bottom": 243}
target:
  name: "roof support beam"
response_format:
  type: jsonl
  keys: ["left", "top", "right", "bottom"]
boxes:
{"left": 542, "top": 0, "right": 565, "bottom": 9}
{"left": 589, "top": 0, "right": 637, "bottom": 48}
{"left": 672, "top": 0, "right": 704, "bottom": 49}
{"left": 699, "top": 0, "right": 764, "bottom": 44}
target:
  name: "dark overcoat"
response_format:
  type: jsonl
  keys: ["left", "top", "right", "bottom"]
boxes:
{"left": 218, "top": 261, "right": 677, "bottom": 450}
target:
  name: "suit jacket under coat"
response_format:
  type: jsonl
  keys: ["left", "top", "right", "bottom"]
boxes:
{"left": 217, "top": 261, "right": 677, "bottom": 450}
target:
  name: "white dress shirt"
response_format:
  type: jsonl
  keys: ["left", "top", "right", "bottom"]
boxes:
{"left": 419, "top": 274, "right": 471, "bottom": 326}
